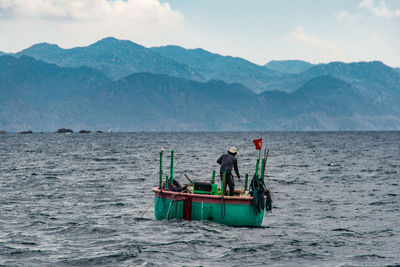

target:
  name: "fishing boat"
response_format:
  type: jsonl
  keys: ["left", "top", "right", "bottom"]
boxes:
{"left": 153, "top": 143, "right": 272, "bottom": 227}
{"left": 153, "top": 187, "right": 265, "bottom": 226}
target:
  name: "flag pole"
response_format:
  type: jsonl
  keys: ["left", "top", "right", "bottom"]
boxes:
{"left": 253, "top": 138, "right": 263, "bottom": 178}
{"left": 159, "top": 148, "right": 164, "bottom": 189}
{"left": 258, "top": 139, "right": 262, "bottom": 177}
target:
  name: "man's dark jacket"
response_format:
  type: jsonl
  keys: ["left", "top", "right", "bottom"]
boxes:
{"left": 217, "top": 152, "right": 239, "bottom": 176}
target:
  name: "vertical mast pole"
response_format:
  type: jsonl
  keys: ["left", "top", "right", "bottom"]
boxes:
{"left": 260, "top": 158, "right": 265, "bottom": 182}
{"left": 257, "top": 139, "right": 262, "bottom": 177}
{"left": 159, "top": 148, "right": 164, "bottom": 189}
{"left": 255, "top": 158, "right": 260, "bottom": 178}
{"left": 170, "top": 150, "right": 174, "bottom": 184}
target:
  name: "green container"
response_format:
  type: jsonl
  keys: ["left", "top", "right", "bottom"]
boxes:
{"left": 193, "top": 182, "right": 213, "bottom": 194}
{"left": 153, "top": 188, "right": 265, "bottom": 227}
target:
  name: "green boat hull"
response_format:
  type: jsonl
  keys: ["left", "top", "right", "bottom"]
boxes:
{"left": 153, "top": 187, "right": 264, "bottom": 227}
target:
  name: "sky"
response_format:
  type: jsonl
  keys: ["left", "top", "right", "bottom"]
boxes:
{"left": 0, "top": 0, "right": 399, "bottom": 67}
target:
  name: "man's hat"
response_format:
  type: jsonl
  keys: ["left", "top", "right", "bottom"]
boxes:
{"left": 229, "top": 147, "right": 238, "bottom": 154}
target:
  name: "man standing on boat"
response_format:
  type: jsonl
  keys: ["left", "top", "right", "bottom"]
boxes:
{"left": 217, "top": 147, "right": 240, "bottom": 196}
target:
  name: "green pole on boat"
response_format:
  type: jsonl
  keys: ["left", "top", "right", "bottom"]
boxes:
{"left": 159, "top": 148, "right": 164, "bottom": 189}
{"left": 263, "top": 148, "right": 269, "bottom": 181}
{"left": 165, "top": 175, "right": 169, "bottom": 190}
{"left": 170, "top": 150, "right": 174, "bottom": 184}
{"left": 211, "top": 170, "right": 216, "bottom": 184}
{"left": 260, "top": 158, "right": 265, "bottom": 182}
{"left": 222, "top": 171, "right": 226, "bottom": 196}
{"left": 261, "top": 148, "right": 269, "bottom": 188}
{"left": 244, "top": 173, "right": 248, "bottom": 192}
{"left": 255, "top": 158, "right": 260, "bottom": 178}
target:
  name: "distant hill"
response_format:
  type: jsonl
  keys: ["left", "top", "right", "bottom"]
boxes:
{"left": 151, "top": 45, "right": 277, "bottom": 93}
{"left": 95, "top": 73, "right": 258, "bottom": 131}
{"left": 262, "top": 60, "right": 400, "bottom": 97}
{"left": 16, "top": 37, "right": 204, "bottom": 81}
{"left": 264, "top": 60, "right": 314, "bottom": 74}
{"left": 291, "top": 75, "right": 373, "bottom": 116}
{"left": 1, "top": 55, "right": 400, "bottom": 131}
{"left": 301, "top": 61, "right": 400, "bottom": 113}
{"left": 257, "top": 74, "right": 400, "bottom": 130}
{"left": 13, "top": 38, "right": 400, "bottom": 97}
{"left": 0, "top": 55, "right": 111, "bottom": 131}
{"left": 16, "top": 38, "right": 283, "bottom": 94}
{"left": 0, "top": 55, "right": 258, "bottom": 131}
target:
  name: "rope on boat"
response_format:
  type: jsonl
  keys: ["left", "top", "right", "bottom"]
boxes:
{"left": 166, "top": 200, "right": 173, "bottom": 220}
{"left": 221, "top": 195, "right": 226, "bottom": 219}
{"left": 201, "top": 201, "right": 203, "bottom": 220}
{"left": 141, "top": 198, "right": 155, "bottom": 218}
{"left": 175, "top": 199, "right": 178, "bottom": 217}
{"left": 165, "top": 192, "right": 182, "bottom": 219}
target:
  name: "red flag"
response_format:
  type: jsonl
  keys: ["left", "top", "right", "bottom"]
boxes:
{"left": 253, "top": 138, "right": 262, "bottom": 150}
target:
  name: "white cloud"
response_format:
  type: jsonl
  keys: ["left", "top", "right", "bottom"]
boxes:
{"left": 0, "top": 0, "right": 183, "bottom": 22}
{"left": 337, "top": 11, "right": 363, "bottom": 21}
{"left": 359, "top": 0, "right": 400, "bottom": 18}
{"left": 0, "top": 0, "right": 184, "bottom": 52}
{"left": 288, "top": 26, "right": 344, "bottom": 62}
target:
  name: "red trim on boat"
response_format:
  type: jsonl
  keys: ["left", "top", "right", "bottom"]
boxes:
{"left": 153, "top": 187, "right": 253, "bottom": 205}
{"left": 183, "top": 196, "right": 192, "bottom": 220}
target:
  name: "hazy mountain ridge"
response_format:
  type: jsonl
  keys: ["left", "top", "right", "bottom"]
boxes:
{"left": 11, "top": 37, "right": 400, "bottom": 96}
{"left": 150, "top": 45, "right": 277, "bottom": 93}
{"left": 264, "top": 60, "right": 315, "bottom": 74}
{"left": 298, "top": 61, "right": 400, "bottom": 115}
{"left": 15, "top": 37, "right": 205, "bottom": 81}
{"left": 264, "top": 60, "right": 400, "bottom": 99}
{"left": 257, "top": 74, "right": 400, "bottom": 130}
{"left": 0, "top": 55, "right": 111, "bottom": 131}
{"left": 1, "top": 54, "right": 400, "bottom": 131}
{"left": 94, "top": 73, "right": 259, "bottom": 131}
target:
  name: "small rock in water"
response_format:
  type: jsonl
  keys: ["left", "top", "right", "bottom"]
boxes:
{"left": 19, "top": 131, "right": 33, "bottom": 134}
{"left": 57, "top": 128, "right": 73, "bottom": 133}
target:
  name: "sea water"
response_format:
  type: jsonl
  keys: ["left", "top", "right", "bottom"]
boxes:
{"left": 0, "top": 132, "right": 399, "bottom": 266}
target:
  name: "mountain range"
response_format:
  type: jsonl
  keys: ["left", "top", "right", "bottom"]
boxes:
{"left": 1, "top": 37, "right": 400, "bottom": 131}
